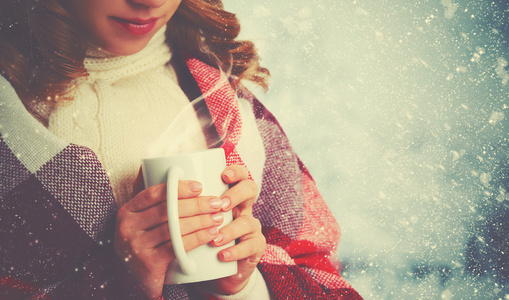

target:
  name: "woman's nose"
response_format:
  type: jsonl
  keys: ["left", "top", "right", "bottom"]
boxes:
{"left": 129, "top": 0, "right": 166, "bottom": 9}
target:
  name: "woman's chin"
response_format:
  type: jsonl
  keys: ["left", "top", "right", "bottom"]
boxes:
{"left": 99, "top": 40, "right": 151, "bottom": 56}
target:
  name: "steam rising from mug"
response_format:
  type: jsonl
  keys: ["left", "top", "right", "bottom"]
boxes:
{"left": 145, "top": 73, "right": 236, "bottom": 157}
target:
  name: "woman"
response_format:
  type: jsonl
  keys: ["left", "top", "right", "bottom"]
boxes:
{"left": 0, "top": 0, "right": 362, "bottom": 299}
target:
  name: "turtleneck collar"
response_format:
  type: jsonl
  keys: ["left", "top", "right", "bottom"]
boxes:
{"left": 84, "top": 25, "right": 171, "bottom": 84}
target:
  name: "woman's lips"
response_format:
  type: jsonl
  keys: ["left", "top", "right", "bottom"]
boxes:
{"left": 111, "top": 17, "right": 158, "bottom": 36}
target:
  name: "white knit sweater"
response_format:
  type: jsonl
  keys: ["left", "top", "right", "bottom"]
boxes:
{"left": 48, "top": 27, "right": 201, "bottom": 206}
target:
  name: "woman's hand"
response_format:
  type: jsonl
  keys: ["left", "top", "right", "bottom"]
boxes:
{"left": 207, "top": 165, "right": 267, "bottom": 295}
{"left": 114, "top": 176, "right": 226, "bottom": 299}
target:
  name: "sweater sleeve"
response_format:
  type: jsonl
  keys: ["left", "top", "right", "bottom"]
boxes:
{"left": 205, "top": 268, "right": 271, "bottom": 300}
{"left": 249, "top": 97, "right": 363, "bottom": 300}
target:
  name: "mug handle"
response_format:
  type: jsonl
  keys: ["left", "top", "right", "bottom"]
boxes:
{"left": 167, "top": 166, "right": 197, "bottom": 275}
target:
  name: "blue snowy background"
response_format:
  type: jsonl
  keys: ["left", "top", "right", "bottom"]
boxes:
{"left": 222, "top": 0, "right": 508, "bottom": 299}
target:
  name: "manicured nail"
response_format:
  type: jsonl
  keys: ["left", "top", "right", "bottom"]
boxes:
{"left": 224, "top": 170, "right": 235, "bottom": 179}
{"left": 222, "top": 251, "right": 231, "bottom": 260}
{"left": 213, "top": 233, "right": 224, "bottom": 243}
{"left": 221, "top": 197, "right": 231, "bottom": 210}
{"left": 210, "top": 198, "right": 222, "bottom": 209}
{"left": 212, "top": 213, "right": 224, "bottom": 223}
{"left": 208, "top": 227, "right": 219, "bottom": 235}
{"left": 189, "top": 182, "right": 202, "bottom": 192}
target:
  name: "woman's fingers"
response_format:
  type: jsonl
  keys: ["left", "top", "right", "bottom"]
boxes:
{"left": 220, "top": 179, "right": 258, "bottom": 214}
{"left": 131, "top": 196, "right": 226, "bottom": 231}
{"left": 125, "top": 164, "right": 255, "bottom": 217}
{"left": 122, "top": 213, "right": 224, "bottom": 254}
{"left": 219, "top": 164, "right": 258, "bottom": 214}
{"left": 123, "top": 180, "right": 203, "bottom": 213}
{"left": 218, "top": 233, "right": 266, "bottom": 263}
{"left": 122, "top": 183, "right": 166, "bottom": 213}
{"left": 122, "top": 221, "right": 222, "bottom": 260}
{"left": 125, "top": 210, "right": 224, "bottom": 249}
{"left": 128, "top": 200, "right": 168, "bottom": 230}
{"left": 209, "top": 213, "right": 266, "bottom": 295}
{"left": 212, "top": 215, "right": 261, "bottom": 247}
{"left": 222, "top": 164, "right": 249, "bottom": 184}
{"left": 182, "top": 226, "right": 221, "bottom": 252}
{"left": 178, "top": 196, "right": 226, "bottom": 217}
{"left": 152, "top": 226, "right": 221, "bottom": 254}
{"left": 122, "top": 224, "right": 222, "bottom": 280}
{"left": 122, "top": 223, "right": 219, "bottom": 261}
{"left": 179, "top": 213, "right": 224, "bottom": 236}
{"left": 211, "top": 230, "right": 266, "bottom": 296}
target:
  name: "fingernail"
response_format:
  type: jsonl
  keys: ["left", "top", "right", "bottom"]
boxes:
{"left": 222, "top": 251, "right": 231, "bottom": 260}
{"left": 210, "top": 198, "right": 222, "bottom": 209}
{"left": 224, "top": 170, "right": 235, "bottom": 179}
{"left": 212, "top": 213, "right": 224, "bottom": 223}
{"left": 189, "top": 182, "right": 202, "bottom": 192}
{"left": 213, "top": 233, "right": 224, "bottom": 243}
{"left": 221, "top": 197, "right": 231, "bottom": 210}
{"left": 208, "top": 227, "right": 219, "bottom": 235}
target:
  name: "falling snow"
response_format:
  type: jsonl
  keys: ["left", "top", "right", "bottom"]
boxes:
{"left": 224, "top": 0, "right": 508, "bottom": 298}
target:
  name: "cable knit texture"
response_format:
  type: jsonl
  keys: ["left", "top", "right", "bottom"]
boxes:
{"left": 48, "top": 27, "right": 197, "bottom": 206}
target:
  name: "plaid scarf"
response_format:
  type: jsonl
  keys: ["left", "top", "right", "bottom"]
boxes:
{"left": 0, "top": 58, "right": 361, "bottom": 299}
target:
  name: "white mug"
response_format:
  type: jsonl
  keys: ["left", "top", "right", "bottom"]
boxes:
{"left": 141, "top": 148, "right": 237, "bottom": 284}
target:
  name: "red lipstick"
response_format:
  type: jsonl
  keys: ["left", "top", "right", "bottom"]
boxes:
{"left": 112, "top": 17, "right": 158, "bottom": 36}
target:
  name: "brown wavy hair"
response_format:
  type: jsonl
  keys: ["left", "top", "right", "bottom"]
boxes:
{"left": 0, "top": 0, "right": 269, "bottom": 108}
